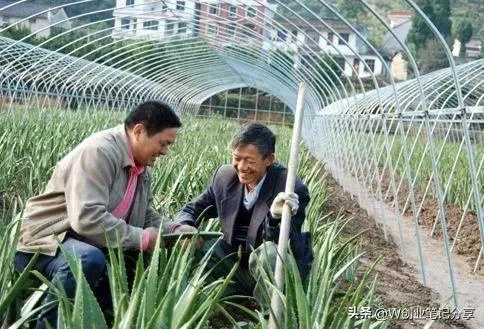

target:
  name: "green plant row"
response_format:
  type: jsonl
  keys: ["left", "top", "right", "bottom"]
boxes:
{"left": 341, "top": 128, "right": 483, "bottom": 212}
{"left": 0, "top": 110, "right": 386, "bottom": 328}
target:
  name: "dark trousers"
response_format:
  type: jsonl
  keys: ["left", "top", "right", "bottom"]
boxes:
{"left": 201, "top": 239, "right": 256, "bottom": 296}
{"left": 13, "top": 237, "right": 139, "bottom": 329}
{"left": 201, "top": 239, "right": 278, "bottom": 306}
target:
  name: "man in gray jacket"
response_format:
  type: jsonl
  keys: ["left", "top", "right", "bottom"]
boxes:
{"left": 14, "top": 101, "right": 190, "bottom": 328}
{"left": 171, "top": 123, "right": 312, "bottom": 302}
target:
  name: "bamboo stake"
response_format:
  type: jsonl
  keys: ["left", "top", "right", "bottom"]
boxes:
{"left": 268, "top": 82, "right": 306, "bottom": 328}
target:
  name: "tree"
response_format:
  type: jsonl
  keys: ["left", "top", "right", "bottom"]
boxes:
{"left": 268, "top": 49, "right": 294, "bottom": 78}
{"left": 481, "top": 34, "right": 484, "bottom": 58}
{"left": 0, "top": 24, "right": 42, "bottom": 45}
{"left": 272, "top": 0, "right": 336, "bottom": 19}
{"left": 432, "top": 0, "right": 452, "bottom": 38}
{"left": 407, "top": 0, "right": 436, "bottom": 51}
{"left": 418, "top": 39, "right": 449, "bottom": 74}
{"left": 453, "top": 19, "right": 473, "bottom": 56}
{"left": 336, "top": 0, "right": 365, "bottom": 24}
{"left": 299, "top": 53, "right": 342, "bottom": 101}
{"left": 407, "top": 0, "right": 452, "bottom": 69}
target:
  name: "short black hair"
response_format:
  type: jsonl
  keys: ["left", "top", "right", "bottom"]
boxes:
{"left": 124, "top": 101, "right": 181, "bottom": 136}
{"left": 231, "top": 122, "right": 276, "bottom": 158}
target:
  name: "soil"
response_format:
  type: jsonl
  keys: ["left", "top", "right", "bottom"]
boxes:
{"left": 209, "top": 169, "right": 482, "bottom": 328}
{"left": 323, "top": 173, "right": 473, "bottom": 329}
{"left": 377, "top": 169, "right": 482, "bottom": 267}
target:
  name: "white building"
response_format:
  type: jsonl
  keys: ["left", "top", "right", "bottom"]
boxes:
{"left": 386, "top": 10, "right": 413, "bottom": 28}
{"left": 197, "top": 0, "right": 277, "bottom": 48}
{"left": 452, "top": 37, "right": 481, "bottom": 58}
{"left": 381, "top": 17, "right": 412, "bottom": 81}
{"left": 0, "top": 0, "right": 72, "bottom": 38}
{"left": 265, "top": 18, "right": 384, "bottom": 79}
{"left": 112, "top": 0, "right": 196, "bottom": 40}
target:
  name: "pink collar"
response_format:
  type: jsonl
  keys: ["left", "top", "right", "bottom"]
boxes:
{"left": 127, "top": 135, "right": 145, "bottom": 175}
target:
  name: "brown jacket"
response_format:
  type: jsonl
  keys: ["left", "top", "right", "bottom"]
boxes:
{"left": 17, "top": 124, "right": 169, "bottom": 256}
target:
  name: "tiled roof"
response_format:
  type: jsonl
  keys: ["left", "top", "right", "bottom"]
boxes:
{"left": 0, "top": 0, "right": 60, "bottom": 19}
{"left": 381, "top": 19, "right": 412, "bottom": 55}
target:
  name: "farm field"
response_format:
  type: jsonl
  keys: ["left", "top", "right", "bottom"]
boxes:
{"left": 334, "top": 129, "right": 484, "bottom": 266}
{"left": 370, "top": 131, "right": 483, "bottom": 265}
{"left": 349, "top": 130, "right": 483, "bottom": 214}
{"left": 0, "top": 110, "right": 479, "bottom": 328}
{"left": 1, "top": 110, "right": 388, "bottom": 328}
{"left": 0, "top": 0, "right": 481, "bottom": 327}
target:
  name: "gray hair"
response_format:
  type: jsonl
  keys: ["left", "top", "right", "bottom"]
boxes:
{"left": 231, "top": 123, "right": 276, "bottom": 158}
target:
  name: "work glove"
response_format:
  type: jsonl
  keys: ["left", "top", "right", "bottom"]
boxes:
{"left": 270, "top": 192, "right": 299, "bottom": 219}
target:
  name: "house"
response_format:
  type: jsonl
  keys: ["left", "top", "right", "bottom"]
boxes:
{"left": 265, "top": 17, "right": 384, "bottom": 79}
{"left": 381, "top": 11, "right": 413, "bottom": 81}
{"left": 0, "top": 0, "right": 72, "bottom": 38}
{"left": 112, "top": 0, "right": 196, "bottom": 40}
{"left": 196, "top": 0, "right": 277, "bottom": 48}
{"left": 452, "top": 37, "right": 481, "bottom": 58}
{"left": 386, "top": 10, "right": 413, "bottom": 28}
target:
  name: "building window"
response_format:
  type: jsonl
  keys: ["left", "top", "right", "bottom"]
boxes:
{"left": 338, "top": 33, "right": 349, "bottom": 45}
{"left": 353, "top": 58, "right": 360, "bottom": 73}
{"left": 126, "top": 0, "right": 134, "bottom": 6}
{"left": 227, "top": 23, "right": 236, "bottom": 37}
{"left": 161, "top": 3, "right": 167, "bottom": 12}
{"left": 277, "top": 29, "right": 287, "bottom": 41}
{"left": 243, "top": 24, "right": 254, "bottom": 37}
{"left": 143, "top": 20, "right": 159, "bottom": 30}
{"left": 246, "top": 7, "right": 256, "bottom": 18}
{"left": 121, "top": 18, "right": 130, "bottom": 29}
{"left": 229, "top": 6, "right": 237, "bottom": 17}
{"left": 209, "top": 4, "right": 219, "bottom": 15}
{"left": 29, "top": 18, "right": 37, "bottom": 24}
{"left": 307, "top": 31, "right": 319, "bottom": 44}
{"left": 133, "top": 18, "right": 137, "bottom": 30}
{"left": 207, "top": 24, "right": 218, "bottom": 36}
{"left": 166, "top": 22, "right": 175, "bottom": 34}
{"left": 327, "top": 32, "right": 334, "bottom": 44}
{"left": 176, "top": 1, "right": 185, "bottom": 11}
{"left": 178, "top": 22, "right": 187, "bottom": 33}
{"left": 364, "top": 59, "right": 375, "bottom": 72}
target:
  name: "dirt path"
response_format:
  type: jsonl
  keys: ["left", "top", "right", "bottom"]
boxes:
{"left": 323, "top": 169, "right": 483, "bottom": 329}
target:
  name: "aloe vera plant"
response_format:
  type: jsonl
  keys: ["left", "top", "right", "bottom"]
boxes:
{"left": 1, "top": 110, "right": 386, "bottom": 328}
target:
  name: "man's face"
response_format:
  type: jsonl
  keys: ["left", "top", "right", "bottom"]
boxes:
{"left": 232, "top": 144, "right": 274, "bottom": 190}
{"left": 131, "top": 124, "right": 178, "bottom": 166}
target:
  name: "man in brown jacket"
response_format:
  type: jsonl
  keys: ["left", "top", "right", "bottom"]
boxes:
{"left": 13, "top": 101, "right": 190, "bottom": 328}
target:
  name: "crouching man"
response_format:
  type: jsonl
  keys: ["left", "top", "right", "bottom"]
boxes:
{"left": 170, "top": 123, "right": 312, "bottom": 303}
{"left": 13, "top": 101, "right": 192, "bottom": 328}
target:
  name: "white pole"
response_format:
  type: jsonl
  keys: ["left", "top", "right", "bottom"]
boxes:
{"left": 268, "top": 82, "right": 306, "bottom": 328}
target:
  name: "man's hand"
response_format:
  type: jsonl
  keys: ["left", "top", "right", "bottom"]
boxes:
{"left": 173, "top": 224, "right": 198, "bottom": 234}
{"left": 172, "top": 224, "right": 204, "bottom": 249}
{"left": 144, "top": 227, "right": 159, "bottom": 253}
{"left": 270, "top": 192, "right": 299, "bottom": 219}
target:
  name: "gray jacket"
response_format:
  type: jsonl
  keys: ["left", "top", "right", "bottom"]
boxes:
{"left": 17, "top": 124, "right": 168, "bottom": 256}
{"left": 175, "top": 164, "right": 312, "bottom": 275}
